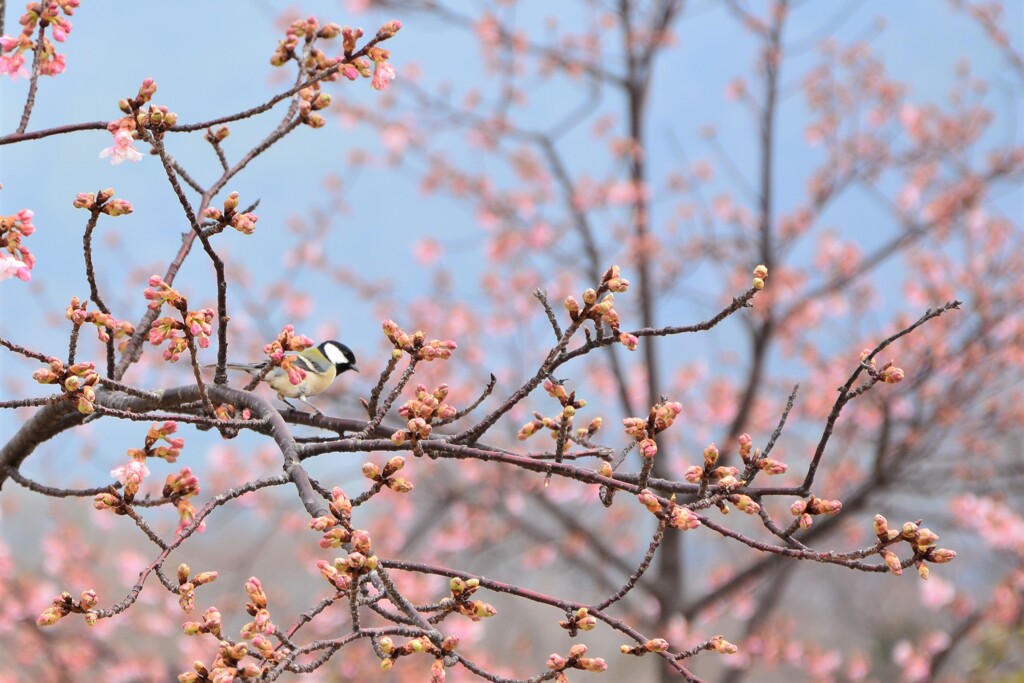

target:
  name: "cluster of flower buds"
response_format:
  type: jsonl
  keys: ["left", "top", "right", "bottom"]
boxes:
{"left": 175, "top": 563, "right": 218, "bottom": 614}
{"left": 148, "top": 317, "right": 187, "bottom": 361}
{"left": 378, "top": 633, "right": 459, "bottom": 679}
{"left": 860, "top": 348, "right": 906, "bottom": 385}
{"left": 145, "top": 282, "right": 214, "bottom": 362}
{"left": 382, "top": 319, "right": 458, "bottom": 362}
{"left": 137, "top": 420, "right": 182, "bottom": 461}
{"left": 684, "top": 443, "right": 742, "bottom": 489}
{"left": 684, "top": 462, "right": 743, "bottom": 488}
{"left": 270, "top": 16, "right": 344, "bottom": 73}
{"left": 310, "top": 487, "right": 355, "bottom": 550}
{"left": 202, "top": 191, "right": 259, "bottom": 235}
{"left": 752, "top": 264, "right": 769, "bottom": 290}
{"left": 118, "top": 77, "right": 157, "bottom": 114}
{"left": 438, "top": 576, "right": 497, "bottom": 623}
{"left": 516, "top": 379, "right": 597, "bottom": 444}
{"left": 33, "top": 357, "right": 98, "bottom": 413}
{"left": 873, "top": 515, "right": 956, "bottom": 578}
{"left": 36, "top": 588, "right": 97, "bottom": 628}
{"left": 143, "top": 274, "right": 185, "bottom": 311}
{"left": 731, "top": 432, "right": 788, "bottom": 476}
{"left": 295, "top": 84, "right": 332, "bottom": 128}
{"left": 620, "top": 638, "right": 671, "bottom": 656}
{"left": 181, "top": 606, "right": 223, "bottom": 638}
{"left": 266, "top": 325, "right": 315, "bottom": 360}
{"left": 163, "top": 467, "right": 201, "bottom": 535}
{"left": 178, "top": 638, "right": 270, "bottom": 683}
{"left": 65, "top": 296, "right": 135, "bottom": 350}
{"left": 2, "top": 0, "right": 78, "bottom": 79}
{"left": 560, "top": 607, "right": 598, "bottom": 635}
{"left": 101, "top": 423, "right": 186, "bottom": 499}
{"left": 564, "top": 266, "right": 638, "bottom": 351}
{"left": 316, "top": 538, "right": 380, "bottom": 594}
{"left": 389, "top": 384, "right": 456, "bottom": 446}
{"left": 790, "top": 495, "right": 843, "bottom": 529}
{"left": 257, "top": 325, "right": 315, "bottom": 384}
{"left": 213, "top": 402, "right": 251, "bottom": 421}
{"left": 134, "top": 103, "right": 177, "bottom": 130}
{"left": 547, "top": 644, "right": 608, "bottom": 674}
{"left": 622, "top": 400, "right": 683, "bottom": 460}
{"left": 97, "top": 79, "right": 159, "bottom": 164}
{"left": 362, "top": 455, "right": 415, "bottom": 493}
{"left": 311, "top": 507, "right": 376, "bottom": 593}
{"left": 162, "top": 465, "right": 199, "bottom": 498}
{"left": 637, "top": 488, "right": 702, "bottom": 531}
{"left": 184, "top": 309, "right": 214, "bottom": 348}
{"left": 237, "top": 576, "right": 279, "bottom": 657}
{"left": 270, "top": 16, "right": 402, "bottom": 91}
{"left": 0, "top": 207, "right": 36, "bottom": 282}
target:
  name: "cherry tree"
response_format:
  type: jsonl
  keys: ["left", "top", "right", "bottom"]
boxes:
{"left": 1, "top": 1, "right": 1022, "bottom": 682}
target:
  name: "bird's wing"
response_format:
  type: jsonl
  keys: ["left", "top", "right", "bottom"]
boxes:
{"left": 294, "top": 353, "right": 331, "bottom": 375}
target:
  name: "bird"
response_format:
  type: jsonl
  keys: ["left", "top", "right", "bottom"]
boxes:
{"left": 215, "top": 340, "right": 358, "bottom": 415}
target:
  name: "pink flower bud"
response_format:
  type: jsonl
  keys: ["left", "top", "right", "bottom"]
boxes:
{"left": 882, "top": 367, "right": 905, "bottom": 384}
{"left": 546, "top": 654, "right": 567, "bottom": 670}
{"left": 733, "top": 495, "right": 760, "bottom": 515}
{"left": 79, "top": 589, "right": 98, "bottom": 610}
{"left": 883, "top": 550, "right": 903, "bottom": 575}
{"left": 645, "top": 639, "right": 670, "bottom": 652}
{"left": 73, "top": 192, "right": 95, "bottom": 209}
{"left": 669, "top": 505, "right": 701, "bottom": 530}
{"left": 709, "top": 635, "right": 738, "bottom": 654}
{"left": 873, "top": 514, "right": 890, "bottom": 537}
{"left": 758, "top": 458, "right": 787, "bottom": 475}
{"left": 637, "top": 489, "right": 663, "bottom": 514}
{"left": 618, "top": 332, "right": 639, "bottom": 350}
{"left": 388, "top": 478, "right": 414, "bottom": 493}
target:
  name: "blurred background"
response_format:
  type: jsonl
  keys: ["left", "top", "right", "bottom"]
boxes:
{"left": 2, "top": 1, "right": 1023, "bottom": 681}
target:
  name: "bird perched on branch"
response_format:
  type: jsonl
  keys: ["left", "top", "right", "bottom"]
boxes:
{"left": 216, "top": 340, "right": 358, "bottom": 415}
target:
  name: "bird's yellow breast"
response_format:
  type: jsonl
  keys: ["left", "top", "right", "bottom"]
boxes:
{"left": 266, "top": 365, "right": 337, "bottom": 399}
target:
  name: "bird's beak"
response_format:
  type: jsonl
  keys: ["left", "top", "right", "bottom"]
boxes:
{"left": 351, "top": 365, "right": 360, "bottom": 373}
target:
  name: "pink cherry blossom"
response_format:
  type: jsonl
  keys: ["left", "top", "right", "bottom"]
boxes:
{"left": 0, "top": 52, "right": 28, "bottom": 80}
{"left": 99, "top": 130, "right": 144, "bottom": 165}
{"left": 919, "top": 575, "right": 956, "bottom": 610}
{"left": 0, "top": 254, "right": 31, "bottom": 282}
{"left": 371, "top": 61, "right": 396, "bottom": 90}
{"left": 110, "top": 459, "right": 150, "bottom": 485}
{"left": 40, "top": 54, "right": 66, "bottom": 76}
{"left": 413, "top": 238, "right": 443, "bottom": 265}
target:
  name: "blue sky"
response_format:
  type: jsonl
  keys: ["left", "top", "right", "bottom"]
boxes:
{"left": 1, "top": 0, "right": 1021, "bottom": 480}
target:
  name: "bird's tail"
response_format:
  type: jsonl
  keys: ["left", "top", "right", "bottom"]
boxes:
{"left": 203, "top": 362, "right": 265, "bottom": 373}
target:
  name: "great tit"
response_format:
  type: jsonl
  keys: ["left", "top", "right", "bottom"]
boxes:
{"left": 218, "top": 340, "right": 358, "bottom": 414}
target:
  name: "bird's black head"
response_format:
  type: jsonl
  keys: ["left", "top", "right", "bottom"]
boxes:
{"left": 320, "top": 341, "right": 358, "bottom": 374}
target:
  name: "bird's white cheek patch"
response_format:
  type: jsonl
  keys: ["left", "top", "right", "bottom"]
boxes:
{"left": 323, "top": 343, "right": 348, "bottom": 365}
